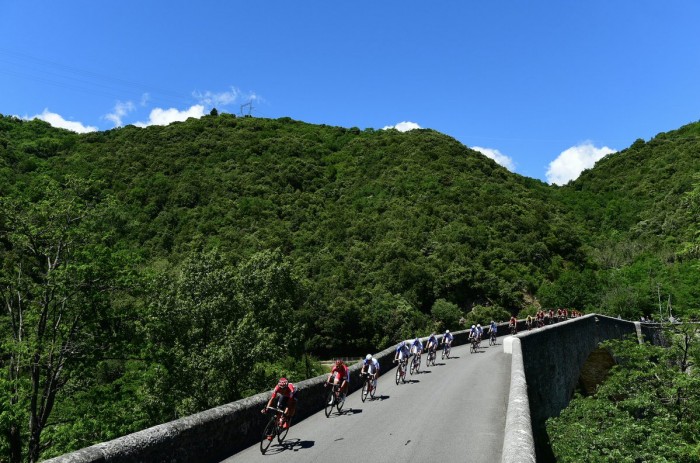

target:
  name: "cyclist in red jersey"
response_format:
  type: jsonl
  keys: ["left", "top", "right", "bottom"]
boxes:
{"left": 326, "top": 359, "right": 349, "bottom": 400}
{"left": 261, "top": 377, "right": 296, "bottom": 429}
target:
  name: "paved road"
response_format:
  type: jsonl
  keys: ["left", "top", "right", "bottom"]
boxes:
{"left": 222, "top": 340, "right": 510, "bottom": 462}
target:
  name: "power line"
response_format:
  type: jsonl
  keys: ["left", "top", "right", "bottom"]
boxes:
{"left": 0, "top": 47, "right": 192, "bottom": 105}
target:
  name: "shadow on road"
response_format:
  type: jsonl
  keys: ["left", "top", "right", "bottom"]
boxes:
{"left": 263, "top": 438, "right": 315, "bottom": 455}
{"left": 370, "top": 394, "right": 390, "bottom": 401}
{"left": 403, "top": 379, "right": 420, "bottom": 384}
{"left": 337, "top": 408, "right": 363, "bottom": 416}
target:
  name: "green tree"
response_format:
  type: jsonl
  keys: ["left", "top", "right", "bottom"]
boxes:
{"left": 548, "top": 327, "right": 700, "bottom": 462}
{"left": 0, "top": 177, "right": 125, "bottom": 463}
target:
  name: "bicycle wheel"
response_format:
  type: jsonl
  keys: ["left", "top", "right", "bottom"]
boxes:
{"left": 324, "top": 390, "right": 335, "bottom": 417}
{"left": 260, "top": 416, "right": 276, "bottom": 454}
{"left": 277, "top": 416, "right": 290, "bottom": 443}
{"left": 446, "top": 347, "right": 450, "bottom": 359}
{"left": 336, "top": 392, "right": 345, "bottom": 412}
{"left": 395, "top": 366, "right": 401, "bottom": 385}
{"left": 361, "top": 380, "right": 369, "bottom": 402}
{"left": 441, "top": 348, "right": 445, "bottom": 360}
{"left": 370, "top": 381, "right": 376, "bottom": 398}
{"left": 415, "top": 356, "right": 420, "bottom": 372}
{"left": 409, "top": 359, "right": 415, "bottom": 375}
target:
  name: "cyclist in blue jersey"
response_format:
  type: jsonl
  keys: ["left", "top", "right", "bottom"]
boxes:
{"left": 426, "top": 332, "right": 438, "bottom": 354}
{"left": 411, "top": 337, "right": 423, "bottom": 357}
{"left": 489, "top": 320, "right": 498, "bottom": 335}
{"left": 394, "top": 340, "right": 410, "bottom": 363}
{"left": 468, "top": 325, "right": 478, "bottom": 342}
{"left": 442, "top": 329, "right": 453, "bottom": 354}
{"left": 476, "top": 324, "right": 484, "bottom": 342}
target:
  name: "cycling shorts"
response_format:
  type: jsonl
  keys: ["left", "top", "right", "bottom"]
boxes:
{"left": 333, "top": 370, "right": 350, "bottom": 383}
{"left": 277, "top": 393, "right": 296, "bottom": 409}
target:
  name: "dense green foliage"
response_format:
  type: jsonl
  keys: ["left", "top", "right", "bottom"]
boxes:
{"left": 547, "top": 326, "right": 700, "bottom": 462}
{"left": 1, "top": 112, "right": 699, "bottom": 460}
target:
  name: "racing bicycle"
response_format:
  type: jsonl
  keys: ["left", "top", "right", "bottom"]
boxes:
{"left": 360, "top": 371, "right": 377, "bottom": 402}
{"left": 260, "top": 406, "right": 291, "bottom": 454}
{"left": 324, "top": 381, "right": 345, "bottom": 417}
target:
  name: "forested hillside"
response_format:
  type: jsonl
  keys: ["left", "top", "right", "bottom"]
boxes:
{"left": 1, "top": 113, "right": 699, "bottom": 460}
{"left": 551, "top": 122, "right": 700, "bottom": 321}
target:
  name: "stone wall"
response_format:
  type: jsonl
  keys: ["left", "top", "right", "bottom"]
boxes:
{"left": 516, "top": 314, "right": 637, "bottom": 462}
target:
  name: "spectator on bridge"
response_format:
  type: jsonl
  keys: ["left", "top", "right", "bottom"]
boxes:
{"left": 262, "top": 378, "right": 296, "bottom": 429}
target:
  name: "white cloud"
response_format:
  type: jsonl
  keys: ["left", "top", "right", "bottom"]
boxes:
{"left": 383, "top": 121, "right": 421, "bottom": 132}
{"left": 546, "top": 142, "right": 616, "bottom": 185}
{"left": 471, "top": 146, "right": 516, "bottom": 172}
{"left": 104, "top": 100, "right": 135, "bottom": 127}
{"left": 134, "top": 105, "right": 205, "bottom": 127}
{"left": 28, "top": 109, "right": 97, "bottom": 133}
{"left": 193, "top": 88, "right": 240, "bottom": 107}
{"left": 140, "top": 93, "right": 150, "bottom": 107}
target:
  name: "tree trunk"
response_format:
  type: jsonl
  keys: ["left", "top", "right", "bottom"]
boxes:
{"left": 8, "top": 425, "right": 22, "bottom": 463}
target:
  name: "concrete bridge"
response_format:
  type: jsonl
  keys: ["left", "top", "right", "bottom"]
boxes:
{"left": 45, "top": 314, "right": 655, "bottom": 463}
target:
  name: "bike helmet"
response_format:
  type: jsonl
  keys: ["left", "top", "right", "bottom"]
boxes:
{"left": 278, "top": 377, "right": 288, "bottom": 388}
{"left": 366, "top": 354, "right": 372, "bottom": 360}
{"left": 445, "top": 329, "right": 450, "bottom": 333}
{"left": 471, "top": 325, "right": 475, "bottom": 329}
{"left": 335, "top": 359, "right": 343, "bottom": 366}
{"left": 477, "top": 324, "right": 481, "bottom": 328}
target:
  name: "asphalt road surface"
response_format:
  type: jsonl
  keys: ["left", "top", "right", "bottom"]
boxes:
{"left": 222, "top": 340, "right": 510, "bottom": 462}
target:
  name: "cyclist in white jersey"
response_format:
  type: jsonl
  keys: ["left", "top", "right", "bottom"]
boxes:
{"left": 443, "top": 329, "right": 453, "bottom": 348}
{"left": 360, "top": 354, "right": 380, "bottom": 390}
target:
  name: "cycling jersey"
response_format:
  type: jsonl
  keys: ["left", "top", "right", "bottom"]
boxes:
{"left": 363, "top": 357, "right": 380, "bottom": 374}
{"left": 331, "top": 363, "right": 348, "bottom": 382}
{"left": 411, "top": 339, "right": 423, "bottom": 351}
{"left": 443, "top": 332, "right": 453, "bottom": 342}
{"left": 469, "top": 328, "right": 477, "bottom": 338}
{"left": 476, "top": 327, "right": 483, "bottom": 337}
{"left": 272, "top": 383, "right": 296, "bottom": 399}
{"left": 396, "top": 343, "right": 410, "bottom": 360}
{"left": 427, "top": 335, "right": 438, "bottom": 348}
{"left": 489, "top": 323, "right": 497, "bottom": 333}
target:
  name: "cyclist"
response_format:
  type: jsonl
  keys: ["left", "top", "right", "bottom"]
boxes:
{"left": 394, "top": 340, "right": 410, "bottom": 363}
{"left": 261, "top": 377, "right": 296, "bottom": 429}
{"left": 442, "top": 329, "right": 454, "bottom": 354}
{"left": 476, "top": 324, "right": 484, "bottom": 342}
{"left": 489, "top": 320, "right": 497, "bottom": 339}
{"left": 526, "top": 315, "right": 533, "bottom": 331}
{"left": 411, "top": 336, "right": 423, "bottom": 357}
{"left": 326, "top": 359, "right": 349, "bottom": 401}
{"left": 509, "top": 316, "right": 517, "bottom": 334}
{"left": 468, "top": 324, "right": 478, "bottom": 343}
{"left": 360, "top": 354, "right": 380, "bottom": 391}
{"left": 426, "top": 332, "right": 438, "bottom": 356}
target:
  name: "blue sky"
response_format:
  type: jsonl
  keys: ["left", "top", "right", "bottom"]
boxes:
{"left": 1, "top": 1, "right": 699, "bottom": 184}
